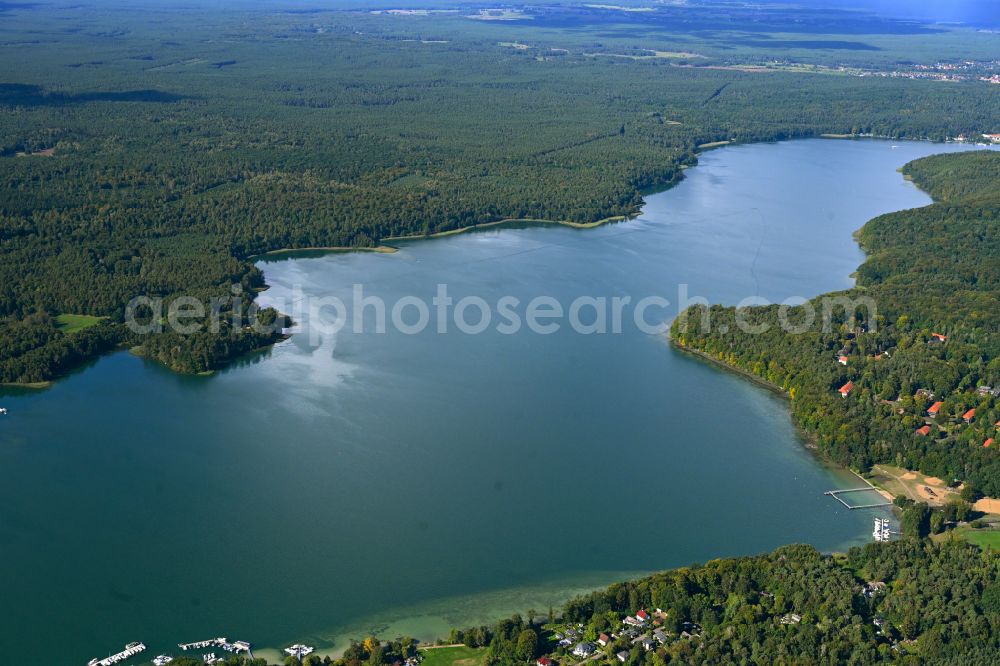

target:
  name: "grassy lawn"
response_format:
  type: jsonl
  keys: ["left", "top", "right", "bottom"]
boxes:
{"left": 419, "top": 646, "right": 487, "bottom": 666}
{"left": 963, "top": 528, "right": 1000, "bottom": 550}
{"left": 55, "top": 314, "right": 106, "bottom": 334}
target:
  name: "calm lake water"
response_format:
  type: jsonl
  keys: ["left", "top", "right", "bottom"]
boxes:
{"left": 0, "top": 139, "right": 986, "bottom": 664}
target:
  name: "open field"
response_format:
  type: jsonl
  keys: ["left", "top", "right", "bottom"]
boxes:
{"left": 366, "top": 4, "right": 1000, "bottom": 67}
{"left": 868, "top": 465, "right": 960, "bottom": 507}
{"left": 943, "top": 521, "right": 1000, "bottom": 549}
{"left": 54, "top": 314, "right": 106, "bottom": 334}
{"left": 418, "top": 645, "right": 487, "bottom": 666}
{"left": 964, "top": 528, "right": 1000, "bottom": 549}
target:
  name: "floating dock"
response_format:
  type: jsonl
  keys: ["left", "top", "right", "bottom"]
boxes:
{"left": 87, "top": 642, "right": 146, "bottom": 666}
{"left": 824, "top": 487, "right": 893, "bottom": 510}
{"left": 178, "top": 637, "right": 251, "bottom": 657}
{"left": 873, "top": 517, "right": 893, "bottom": 542}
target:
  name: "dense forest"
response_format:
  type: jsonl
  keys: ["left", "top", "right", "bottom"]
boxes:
{"left": 155, "top": 539, "right": 1000, "bottom": 665}
{"left": 672, "top": 150, "right": 1000, "bottom": 495}
{"left": 2, "top": 3, "right": 999, "bottom": 382}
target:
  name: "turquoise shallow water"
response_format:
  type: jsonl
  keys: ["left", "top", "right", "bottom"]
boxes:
{"left": 0, "top": 139, "right": 985, "bottom": 664}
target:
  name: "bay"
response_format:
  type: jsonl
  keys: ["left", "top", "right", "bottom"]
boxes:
{"left": 0, "top": 139, "right": 986, "bottom": 663}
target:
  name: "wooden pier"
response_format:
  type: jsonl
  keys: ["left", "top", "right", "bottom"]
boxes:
{"left": 87, "top": 642, "right": 146, "bottom": 666}
{"left": 178, "top": 637, "right": 251, "bottom": 656}
{"left": 824, "top": 487, "right": 893, "bottom": 510}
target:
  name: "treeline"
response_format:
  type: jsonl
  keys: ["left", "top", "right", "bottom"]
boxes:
{"left": 2, "top": 6, "right": 1000, "bottom": 381}
{"left": 0, "top": 296, "right": 288, "bottom": 383}
{"left": 672, "top": 150, "right": 1000, "bottom": 495}
{"left": 545, "top": 540, "right": 1000, "bottom": 664}
{"left": 448, "top": 539, "right": 999, "bottom": 665}
{"left": 151, "top": 537, "right": 1000, "bottom": 666}
{"left": 0, "top": 313, "right": 124, "bottom": 383}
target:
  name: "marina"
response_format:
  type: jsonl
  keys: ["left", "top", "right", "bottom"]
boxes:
{"left": 178, "top": 638, "right": 252, "bottom": 657}
{"left": 873, "top": 517, "right": 893, "bottom": 542}
{"left": 87, "top": 642, "right": 146, "bottom": 666}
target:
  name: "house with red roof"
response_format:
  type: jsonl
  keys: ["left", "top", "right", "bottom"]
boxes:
{"left": 931, "top": 333, "right": 948, "bottom": 342}
{"left": 927, "top": 402, "right": 943, "bottom": 418}
{"left": 916, "top": 425, "right": 932, "bottom": 437}
{"left": 985, "top": 438, "right": 994, "bottom": 448}
{"left": 838, "top": 355, "right": 849, "bottom": 366}
{"left": 597, "top": 634, "right": 610, "bottom": 647}
{"left": 636, "top": 610, "right": 650, "bottom": 623}
{"left": 537, "top": 657, "right": 553, "bottom": 666}
{"left": 839, "top": 381, "right": 854, "bottom": 398}
{"left": 963, "top": 408, "right": 976, "bottom": 424}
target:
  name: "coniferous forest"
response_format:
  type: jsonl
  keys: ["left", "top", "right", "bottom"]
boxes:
{"left": 2, "top": 1, "right": 999, "bottom": 381}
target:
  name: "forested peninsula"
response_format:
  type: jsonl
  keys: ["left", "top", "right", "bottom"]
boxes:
{"left": 672, "top": 150, "right": 1000, "bottom": 498}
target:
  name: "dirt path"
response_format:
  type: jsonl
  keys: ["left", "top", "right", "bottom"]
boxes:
{"left": 873, "top": 465, "right": 915, "bottom": 501}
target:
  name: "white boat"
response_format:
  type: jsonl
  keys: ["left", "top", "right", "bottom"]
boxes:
{"left": 285, "top": 644, "right": 316, "bottom": 658}
{"left": 873, "top": 517, "right": 891, "bottom": 542}
{"left": 153, "top": 657, "right": 174, "bottom": 666}
{"left": 87, "top": 642, "right": 146, "bottom": 666}
{"left": 0, "top": 407, "right": 8, "bottom": 415}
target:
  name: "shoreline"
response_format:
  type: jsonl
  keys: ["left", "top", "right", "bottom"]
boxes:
{"left": 669, "top": 335, "right": 900, "bottom": 503}
{"left": 251, "top": 245, "right": 399, "bottom": 260}
{"left": 264, "top": 569, "right": 647, "bottom": 661}
{"left": 669, "top": 315, "right": 1000, "bottom": 518}
{"left": 696, "top": 140, "right": 731, "bottom": 149}
{"left": 669, "top": 337, "right": 790, "bottom": 397}
{"left": 129, "top": 331, "right": 293, "bottom": 374}
{"left": 380, "top": 213, "right": 638, "bottom": 242}
{"left": 1, "top": 380, "right": 52, "bottom": 389}
{"left": 30, "top": 136, "right": 973, "bottom": 659}
{"left": 669, "top": 336, "right": 819, "bottom": 457}
{"left": 662, "top": 145, "right": 997, "bottom": 513}
{"left": 7, "top": 136, "right": 961, "bottom": 388}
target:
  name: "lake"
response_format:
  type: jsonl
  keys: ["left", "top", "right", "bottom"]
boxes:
{"left": 0, "top": 139, "right": 984, "bottom": 664}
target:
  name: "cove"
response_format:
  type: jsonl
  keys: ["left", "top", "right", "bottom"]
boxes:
{"left": 0, "top": 139, "right": 984, "bottom": 664}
